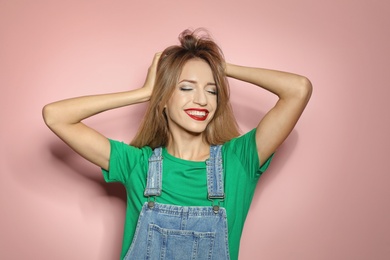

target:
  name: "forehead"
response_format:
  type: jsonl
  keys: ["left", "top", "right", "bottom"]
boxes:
{"left": 178, "top": 59, "right": 215, "bottom": 82}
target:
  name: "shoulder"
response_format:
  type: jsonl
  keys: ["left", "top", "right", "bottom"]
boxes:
{"left": 222, "top": 129, "right": 271, "bottom": 177}
{"left": 222, "top": 128, "right": 258, "bottom": 165}
{"left": 103, "top": 140, "right": 154, "bottom": 184}
{"left": 108, "top": 139, "right": 153, "bottom": 163}
{"left": 223, "top": 128, "right": 257, "bottom": 153}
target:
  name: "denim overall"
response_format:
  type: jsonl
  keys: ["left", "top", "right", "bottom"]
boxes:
{"left": 124, "top": 145, "right": 230, "bottom": 260}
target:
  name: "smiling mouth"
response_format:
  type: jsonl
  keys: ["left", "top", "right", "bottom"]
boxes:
{"left": 185, "top": 109, "right": 209, "bottom": 121}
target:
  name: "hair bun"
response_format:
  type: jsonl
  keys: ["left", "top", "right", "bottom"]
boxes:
{"left": 179, "top": 28, "right": 212, "bottom": 51}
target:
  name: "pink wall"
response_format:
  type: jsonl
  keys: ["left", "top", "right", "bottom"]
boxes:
{"left": 1, "top": 0, "right": 389, "bottom": 259}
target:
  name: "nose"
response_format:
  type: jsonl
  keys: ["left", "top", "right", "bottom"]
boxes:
{"left": 193, "top": 90, "right": 207, "bottom": 106}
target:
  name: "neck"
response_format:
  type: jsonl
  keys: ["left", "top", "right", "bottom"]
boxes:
{"left": 166, "top": 133, "right": 210, "bottom": 161}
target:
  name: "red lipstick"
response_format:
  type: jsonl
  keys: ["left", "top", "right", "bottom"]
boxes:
{"left": 184, "top": 108, "right": 209, "bottom": 121}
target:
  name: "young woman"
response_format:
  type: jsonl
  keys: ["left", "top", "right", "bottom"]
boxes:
{"left": 43, "top": 29, "right": 312, "bottom": 260}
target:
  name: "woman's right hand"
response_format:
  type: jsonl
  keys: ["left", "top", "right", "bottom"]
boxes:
{"left": 142, "top": 52, "right": 162, "bottom": 94}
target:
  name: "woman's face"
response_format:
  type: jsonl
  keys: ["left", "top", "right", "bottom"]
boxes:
{"left": 165, "top": 58, "right": 217, "bottom": 137}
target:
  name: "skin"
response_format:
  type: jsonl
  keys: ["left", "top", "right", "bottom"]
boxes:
{"left": 43, "top": 52, "right": 312, "bottom": 171}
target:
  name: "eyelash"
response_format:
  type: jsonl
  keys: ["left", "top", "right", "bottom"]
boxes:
{"left": 179, "top": 86, "right": 217, "bottom": 95}
{"left": 179, "top": 86, "right": 192, "bottom": 91}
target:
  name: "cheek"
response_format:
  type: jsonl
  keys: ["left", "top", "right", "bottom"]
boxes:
{"left": 211, "top": 97, "right": 218, "bottom": 109}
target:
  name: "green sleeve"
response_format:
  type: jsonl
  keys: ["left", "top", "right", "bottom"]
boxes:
{"left": 223, "top": 128, "right": 274, "bottom": 178}
{"left": 101, "top": 139, "right": 152, "bottom": 184}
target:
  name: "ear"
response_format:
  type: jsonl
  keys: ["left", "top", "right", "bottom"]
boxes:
{"left": 163, "top": 99, "right": 169, "bottom": 109}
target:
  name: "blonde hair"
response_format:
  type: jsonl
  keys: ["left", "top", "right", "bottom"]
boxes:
{"left": 131, "top": 29, "right": 240, "bottom": 148}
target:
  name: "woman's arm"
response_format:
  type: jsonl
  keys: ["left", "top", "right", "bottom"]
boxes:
{"left": 42, "top": 53, "right": 161, "bottom": 171}
{"left": 225, "top": 63, "right": 312, "bottom": 166}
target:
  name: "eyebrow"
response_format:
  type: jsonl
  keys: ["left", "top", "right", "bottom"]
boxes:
{"left": 178, "top": 79, "right": 216, "bottom": 86}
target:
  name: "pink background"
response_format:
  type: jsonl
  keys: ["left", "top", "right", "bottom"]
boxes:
{"left": 1, "top": 0, "right": 389, "bottom": 259}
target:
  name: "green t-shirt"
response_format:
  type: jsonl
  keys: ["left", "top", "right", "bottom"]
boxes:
{"left": 102, "top": 128, "right": 273, "bottom": 260}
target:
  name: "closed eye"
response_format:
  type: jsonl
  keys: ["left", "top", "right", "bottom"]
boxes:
{"left": 205, "top": 85, "right": 217, "bottom": 95}
{"left": 207, "top": 90, "right": 217, "bottom": 95}
{"left": 180, "top": 86, "right": 193, "bottom": 91}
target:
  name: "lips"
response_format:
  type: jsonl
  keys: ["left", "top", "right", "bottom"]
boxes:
{"left": 184, "top": 108, "right": 209, "bottom": 121}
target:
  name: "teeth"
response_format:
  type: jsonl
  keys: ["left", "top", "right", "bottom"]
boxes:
{"left": 187, "top": 110, "right": 206, "bottom": 116}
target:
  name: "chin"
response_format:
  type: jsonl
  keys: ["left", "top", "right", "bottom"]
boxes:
{"left": 184, "top": 125, "right": 208, "bottom": 135}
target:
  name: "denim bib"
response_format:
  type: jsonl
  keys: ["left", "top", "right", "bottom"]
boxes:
{"left": 124, "top": 145, "right": 230, "bottom": 260}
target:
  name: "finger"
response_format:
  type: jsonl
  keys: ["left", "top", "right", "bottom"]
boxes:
{"left": 153, "top": 52, "right": 162, "bottom": 63}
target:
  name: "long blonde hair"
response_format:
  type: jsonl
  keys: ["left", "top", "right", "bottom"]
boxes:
{"left": 131, "top": 29, "right": 240, "bottom": 148}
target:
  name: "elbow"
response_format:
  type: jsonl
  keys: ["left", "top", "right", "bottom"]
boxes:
{"left": 296, "top": 76, "right": 313, "bottom": 102}
{"left": 42, "top": 103, "right": 56, "bottom": 128}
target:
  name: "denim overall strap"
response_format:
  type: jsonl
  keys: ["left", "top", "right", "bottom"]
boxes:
{"left": 144, "top": 147, "right": 163, "bottom": 197}
{"left": 206, "top": 145, "right": 224, "bottom": 213}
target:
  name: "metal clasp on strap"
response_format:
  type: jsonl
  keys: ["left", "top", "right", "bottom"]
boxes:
{"left": 208, "top": 195, "right": 225, "bottom": 214}
{"left": 147, "top": 196, "right": 156, "bottom": 209}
